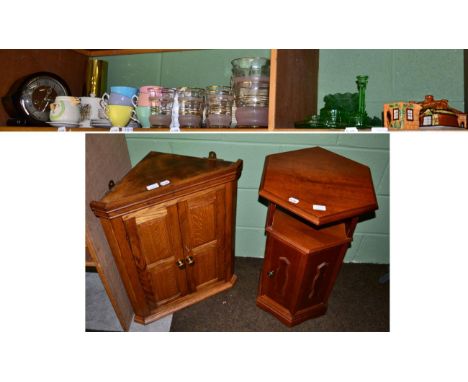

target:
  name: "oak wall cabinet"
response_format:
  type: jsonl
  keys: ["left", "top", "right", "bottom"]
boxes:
{"left": 257, "top": 147, "right": 378, "bottom": 326}
{"left": 91, "top": 150, "right": 243, "bottom": 324}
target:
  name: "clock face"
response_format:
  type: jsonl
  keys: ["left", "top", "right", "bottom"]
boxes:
{"left": 18, "top": 75, "right": 69, "bottom": 122}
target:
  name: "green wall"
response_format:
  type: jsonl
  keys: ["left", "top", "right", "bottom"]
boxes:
{"left": 318, "top": 49, "right": 464, "bottom": 119}
{"left": 125, "top": 134, "right": 390, "bottom": 264}
{"left": 99, "top": 49, "right": 464, "bottom": 121}
{"left": 97, "top": 49, "right": 271, "bottom": 90}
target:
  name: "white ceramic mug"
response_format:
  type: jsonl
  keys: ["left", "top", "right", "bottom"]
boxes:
{"left": 79, "top": 96, "right": 104, "bottom": 127}
{"left": 49, "top": 96, "right": 81, "bottom": 123}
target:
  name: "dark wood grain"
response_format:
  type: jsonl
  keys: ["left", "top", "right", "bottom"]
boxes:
{"left": 257, "top": 147, "right": 378, "bottom": 326}
{"left": 0, "top": 49, "right": 88, "bottom": 124}
{"left": 92, "top": 151, "right": 243, "bottom": 217}
{"left": 259, "top": 146, "right": 378, "bottom": 225}
{"left": 274, "top": 49, "right": 319, "bottom": 128}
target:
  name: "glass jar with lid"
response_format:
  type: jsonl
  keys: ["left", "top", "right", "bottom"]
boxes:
{"left": 148, "top": 87, "right": 175, "bottom": 128}
{"left": 231, "top": 57, "right": 270, "bottom": 128}
{"left": 177, "top": 87, "right": 205, "bottom": 128}
{"left": 205, "top": 85, "right": 233, "bottom": 128}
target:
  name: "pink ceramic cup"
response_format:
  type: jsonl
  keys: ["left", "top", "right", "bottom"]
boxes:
{"left": 138, "top": 86, "right": 162, "bottom": 107}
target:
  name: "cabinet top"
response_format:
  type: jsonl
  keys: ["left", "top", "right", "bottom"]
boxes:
{"left": 259, "top": 147, "right": 378, "bottom": 225}
{"left": 92, "top": 151, "right": 242, "bottom": 215}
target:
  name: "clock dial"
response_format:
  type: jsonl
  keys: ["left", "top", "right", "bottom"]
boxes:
{"left": 18, "top": 74, "right": 69, "bottom": 122}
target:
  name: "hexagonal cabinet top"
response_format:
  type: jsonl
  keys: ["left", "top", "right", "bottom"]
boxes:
{"left": 259, "top": 147, "right": 378, "bottom": 226}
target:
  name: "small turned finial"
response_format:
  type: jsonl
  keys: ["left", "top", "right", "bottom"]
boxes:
{"left": 208, "top": 151, "right": 217, "bottom": 160}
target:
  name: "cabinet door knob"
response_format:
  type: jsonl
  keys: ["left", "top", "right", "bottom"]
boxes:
{"left": 185, "top": 256, "right": 195, "bottom": 266}
{"left": 267, "top": 270, "right": 275, "bottom": 278}
{"left": 176, "top": 259, "right": 186, "bottom": 269}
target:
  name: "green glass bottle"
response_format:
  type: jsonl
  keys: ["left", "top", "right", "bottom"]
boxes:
{"left": 355, "top": 75, "right": 368, "bottom": 127}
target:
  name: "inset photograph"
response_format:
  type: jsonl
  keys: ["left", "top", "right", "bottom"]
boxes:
{"left": 86, "top": 133, "right": 389, "bottom": 331}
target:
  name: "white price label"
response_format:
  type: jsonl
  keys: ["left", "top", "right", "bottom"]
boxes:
{"left": 371, "top": 127, "right": 388, "bottom": 133}
{"left": 57, "top": 126, "right": 67, "bottom": 132}
{"left": 313, "top": 204, "right": 327, "bottom": 211}
{"left": 109, "top": 127, "right": 120, "bottom": 133}
{"left": 288, "top": 197, "right": 299, "bottom": 204}
{"left": 344, "top": 127, "right": 359, "bottom": 133}
{"left": 159, "top": 180, "right": 170, "bottom": 186}
{"left": 122, "top": 127, "right": 133, "bottom": 133}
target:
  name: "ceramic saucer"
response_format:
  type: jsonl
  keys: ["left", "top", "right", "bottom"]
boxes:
{"left": 47, "top": 121, "right": 80, "bottom": 128}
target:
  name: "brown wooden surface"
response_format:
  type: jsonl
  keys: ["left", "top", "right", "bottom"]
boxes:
{"left": 257, "top": 146, "right": 377, "bottom": 327}
{"left": 86, "top": 135, "right": 134, "bottom": 331}
{"left": 257, "top": 211, "right": 351, "bottom": 327}
{"left": 91, "top": 151, "right": 243, "bottom": 325}
{"left": 273, "top": 49, "right": 319, "bottom": 129}
{"left": 134, "top": 275, "right": 237, "bottom": 324}
{"left": 259, "top": 146, "right": 378, "bottom": 226}
{"left": 267, "top": 49, "right": 278, "bottom": 130}
{"left": 92, "top": 151, "right": 242, "bottom": 215}
{"left": 74, "top": 49, "right": 194, "bottom": 57}
{"left": 267, "top": 208, "right": 350, "bottom": 253}
{"left": 85, "top": 242, "right": 97, "bottom": 268}
{"left": 0, "top": 50, "right": 88, "bottom": 125}
{"left": 124, "top": 203, "right": 188, "bottom": 309}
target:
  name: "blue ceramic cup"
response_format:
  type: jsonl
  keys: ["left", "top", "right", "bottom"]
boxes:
{"left": 135, "top": 105, "right": 151, "bottom": 128}
{"left": 110, "top": 86, "right": 138, "bottom": 99}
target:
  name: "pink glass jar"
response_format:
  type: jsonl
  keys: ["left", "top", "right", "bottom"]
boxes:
{"left": 205, "top": 85, "right": 233, "bottom": 128}
{"left": 233, "top": 80, "right": 269, "bottom": 128}
{"left": 148, "top": 87, "right": 175, "bottom": 128}
{"left": 231, "top": 57, "right": 270, "bottom": 128}
{"left": 177, "top": 87, "right": 205, "bottom": 128}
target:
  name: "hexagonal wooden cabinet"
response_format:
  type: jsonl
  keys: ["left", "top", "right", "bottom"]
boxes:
{"left": 91, "top": 151, "right": 243, "bottom": 325}
{"left": 257, "top": 147, "right": 378, "bottom": 327}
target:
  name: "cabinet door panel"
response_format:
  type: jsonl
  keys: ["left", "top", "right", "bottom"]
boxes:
{"left": 190, "top": 241, "right": 218, "bottom": 289}
{"left": 123, "top": 204, "right": 188, "bottom": 309}
{"left": 260, "top": 235, "right": 301, "bottom": 310}
{"left": 149, "top": 259, "right": 186, "bottom": 306}
{"left": 178, "top": 187, "right": 226, "bottom": 290}
{"left": 136, "top": 209, "right": 172, "bottom": 264}
{"left": 296, "top": 246, "right": 345, "bottom": 311}
{"left": 183, "top": 192, "right": 217, "bottom": 248}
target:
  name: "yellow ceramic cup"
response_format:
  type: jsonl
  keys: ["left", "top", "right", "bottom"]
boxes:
{"left": 105, "top": 105, "right": 136, "bottom": 127}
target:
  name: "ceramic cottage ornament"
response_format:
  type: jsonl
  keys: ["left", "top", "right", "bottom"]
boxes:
{"left": 384, "top": 95, "right": 467, "bottom": 130}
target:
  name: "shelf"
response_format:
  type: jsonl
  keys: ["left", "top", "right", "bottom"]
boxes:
{"left": 74, "top": 49, "right": 193, "bottom": 57}
{"left": 0, "top": 49, "right": 319, "bottom": 130}
{"left": 0, "top": 126, "right": 376, "bottom": 133}
{"left": 268, "top": 209, "right": 350, "bottom": 253}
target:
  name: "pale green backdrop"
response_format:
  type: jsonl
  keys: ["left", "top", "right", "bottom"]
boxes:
{"left": 125, "top": 134, "right": 390, "bottom": 264}
{"left": 318, "top": 49, "right": 464, "bottom": 119}
{"left": 98, "top": 50, "right": 271, "bottom": 90}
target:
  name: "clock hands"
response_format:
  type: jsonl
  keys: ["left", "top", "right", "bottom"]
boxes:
{"left": 40, "top": 88, "right": 54, "bottom": 112}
